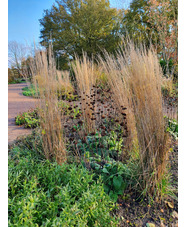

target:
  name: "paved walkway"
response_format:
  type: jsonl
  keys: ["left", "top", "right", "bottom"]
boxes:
{"left": 8, "top": 83, "right": 38, "bottom": 144}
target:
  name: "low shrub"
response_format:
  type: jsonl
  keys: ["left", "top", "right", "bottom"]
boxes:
{"left": 15, "top": 109, "right": 39, "bottom": 128}
{"left": 84, "top": 154, "right": 135, "bottom": 202}
{"left": 8, "top": 147, "right": 118, "bottom": 226}
{"left": 74, "top": 130, "right": 123, "bottom": 160}
{"left": 22, "top": 85, "right": 38, "bottom": 97}
{"left": 8, "top": 78, "right": 26, "bottom": 84}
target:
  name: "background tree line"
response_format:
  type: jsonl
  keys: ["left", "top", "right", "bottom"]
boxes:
{"left": 9, "top": 0, "right": 178, "bottom": 78}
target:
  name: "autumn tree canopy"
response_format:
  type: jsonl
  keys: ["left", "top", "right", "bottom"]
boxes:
{"left": 39, "top": 0, "right": 121, "bottom": 69}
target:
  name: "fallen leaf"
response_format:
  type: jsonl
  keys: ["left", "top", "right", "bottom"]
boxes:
{"left": 167, "top": 201, "right": 174, "bottom": 209}
{"left": 146, "top": 223, "right": 155, "bottom": 227}
{"left": 120, "top": 216, "right": 124, "bottom": 221}
{"left": 172, "top": 211, "right": 178, "bottom": 219}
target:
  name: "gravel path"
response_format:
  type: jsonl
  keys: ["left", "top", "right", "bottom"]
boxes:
{"left": 8, "top": 83, "right": 38, "bottom": 144}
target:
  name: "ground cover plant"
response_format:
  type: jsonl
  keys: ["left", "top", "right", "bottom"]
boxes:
{"left": 8, "top": 146, "right": 118, "bottom": 226}
{"left": 8, "top": 78, "right": 26, "bottom": 84}
{"left": 9, "top": 127, "right": 178, "bottom": 226}
{"left": 15, "top": 108, "right": 40, "bottom": 128}
{"left": 22, "top": 84, "right": 38, "bottom": 97}
{"left": 165, "top": 117, "right": 178, "bottom": 140}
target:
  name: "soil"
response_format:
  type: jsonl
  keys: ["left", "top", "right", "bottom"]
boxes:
{"left": 115, "top": 140, "right": 178, "bottom": 227}
{"left": 8, "top": 83, "right": 38, "bottom": 144}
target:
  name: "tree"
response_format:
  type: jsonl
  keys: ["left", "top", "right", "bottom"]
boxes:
{"left": 121, "top": 0, "right": 156, "bottom": 47}
{"left": 146, "top": 0, "right": 178, "bottom": 76}
{"left": 8, "top": 41, "right": 28, "bottom": 76}
{"left": 121, "top": 0, "right": 178, "bottom": 77}
{"left": 39, "top": 0, "right": 121, "bottom": 69}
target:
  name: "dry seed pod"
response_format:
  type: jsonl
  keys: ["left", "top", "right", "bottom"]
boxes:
{"left": 90, "top": 132, "right": 96, "bottom": 136}
{"left": 78, "top": 120, "right": 83, "bottom": 125}
{"left": 101, "top": 131, "right": 106, "bottom": 136}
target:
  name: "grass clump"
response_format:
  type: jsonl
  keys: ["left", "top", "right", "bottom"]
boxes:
{"left": 72, "top": 53, "right": 99, "bottom": 134}
{"left": 18, "top": 42, "right": 175, "bottom": 202}
{"left": 28, "top": 46, "right": 67, "bottom": 164}
{"left": 100, "top": 42, "right": 171, "bottom": 199}
{"left": 8, "top": 147, "right": 118, "bottom": 226}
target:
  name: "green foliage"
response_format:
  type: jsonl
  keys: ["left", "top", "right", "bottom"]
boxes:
{"left": 8, "top": 78, "right": 26, "bottom": 84}
{"left": 95, "top": 72, "right": 109, "bottom": 90}
{"left": 121, "top": 0, "right": 155, "bottom": 46}
{"left": 8, "top": 147, "right": 118, "bottom": 226}
{"left": 75, "top": 130, "right": 123, "bottom": 159}
{"left": 39, "top": 0, "right": 121, "bottom": 69}
{"left": 22, "top": 84, "right": 78, "bottom": 101}
{"left": 160, "top": 59, "right": 175, "bottom": 76}
{"left": 22, "top": 85, "right": 38, "bottom": 97}
{"left": 60, "top": 92, "right": 78, "bottom": 101}
{"left": 165, "top": 117, "right": 178, "bottom": 139}
{"left": 8, "top": 68, "right": 25, "bottom": 84}
{"left": 84, "top": 154, "right": 134, "bottom": 202}
{"left": 15, "top": 109, "right": 40, "bottom": 129}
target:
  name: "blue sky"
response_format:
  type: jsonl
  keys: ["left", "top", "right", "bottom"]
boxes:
{"left": 8, "top": 0, "right": 54, "bottom": 44}
{"left": 8, "top": 0, "right": 130, "bottom": 44}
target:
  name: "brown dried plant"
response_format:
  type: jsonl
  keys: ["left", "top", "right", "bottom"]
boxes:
{"left": 29, "top": 46, "right": 66, "bottom": 164}
{"left": 56, "top": 70, "right": 74, "bottom": 96}
{"left": 100, "top": 42, "right": 170, "bottom": 197}
{"left": 72, "top": 53, "right": 99, "bottom": 134}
